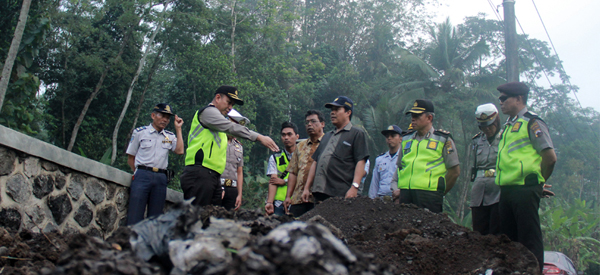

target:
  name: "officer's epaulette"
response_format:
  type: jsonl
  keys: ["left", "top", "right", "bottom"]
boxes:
{"left": 434, "top": 129, "right": 451, "bottom": 138}
{"left": 472, "top": 132, "right": 483, "bottom": 139}
{"left": 377, "top": 152, "right": 386, "bottom": 157}
{"left": 232, "top": 138, "right": 242, "bottom": 145}
{"left": 164, "top": 130, "right": 174, "bottom": 135}
{"left": 524, "top": 111, "right": 542, "bottom": 120}
{"left": 134, "top": 126, "right": 147, "bottom": 132}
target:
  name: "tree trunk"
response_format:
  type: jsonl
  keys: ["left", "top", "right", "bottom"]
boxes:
{"left": 125, "top": 44, "right": 165, "bottom": 152}
{"left": 66, "top": 34, "right": 129, "bottom": 152}
{"left": 110, "top": 8, "right": 165, "bottom": 165}
{"left": 0, "top": 0, "right": 32, "bottom": 112}
{"left": 230, "top": 0, "right": 237, "bottom": 73}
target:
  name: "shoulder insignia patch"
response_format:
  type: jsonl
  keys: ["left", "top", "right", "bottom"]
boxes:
{"left": 472, "top": 132, "right": 483, "bottom": 139}
{"left": 377, "top": 152, "right": 386, "bottom": 157}
{"left": 164, "top": 130, "right": 174, "bottom": 135}
{"left": 134, "top": 126, "right": 146, "bottom": 132}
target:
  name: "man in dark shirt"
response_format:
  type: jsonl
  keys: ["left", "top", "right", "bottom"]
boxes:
{"left": 302, "top": 96, "right": 369, "bottom": 202}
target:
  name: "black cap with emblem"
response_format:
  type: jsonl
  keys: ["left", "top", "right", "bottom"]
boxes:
{"left": 496, "top": 82, "right": 530, "bottom": 96}
{"left": 381, "top": 125, "right": 403, "bottom": 136}
{"left": 215, "top": 85, "right": 244, "bottom": 106}
{"left": 325, "top": 96, "right": 354, "bottom": 111}
{"left": 405, "top": 99, "right": 434, "bottom": 115}
{"left": 153, "top": 103, "right": 174, "bottom": 115}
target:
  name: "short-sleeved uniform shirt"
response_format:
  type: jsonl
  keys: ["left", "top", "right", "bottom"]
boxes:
{"left": 221, "top": 138, "right": 244, "bottom": 180}
{"left": 471, "top": 132, "right": 501, "bottom": 207}
{"left": 506, "top": 107, "right": 553, "bottom": 154}
{"left": 368, "top": 150, "right": 398, "bottom": 198}
{"left": 266, "top": 149, "right": 292, "bottom": 177}
{"left": 286, "top": 135, "right": 323, "bottom": 204}
{"left": 311, "top": 122, "right": 369, "bottom": 197}
{"left": 391, "top": 127, "right": 460, "bottom": 191}
{"left": 126, "top": 123, "right": 177, "bottom": 170}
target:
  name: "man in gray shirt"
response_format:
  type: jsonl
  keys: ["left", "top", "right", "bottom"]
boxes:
{"left": 180, "top": 85, "right": 279, "bottom": 206}
{"left": 302, "top": 96, "right": 369, "bottom": 202}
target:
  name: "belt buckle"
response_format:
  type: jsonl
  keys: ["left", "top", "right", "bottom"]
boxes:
{"left": 224, "top": 179, "right": 232, "bottom": 187}
{"left": 152, "top": 167, "right": 159, "bottom": 172}
{"left": 484, "top": 169, "right": 496, "bottom": 177}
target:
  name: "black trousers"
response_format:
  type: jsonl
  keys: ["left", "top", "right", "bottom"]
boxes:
{"left": 180, "top": 165, "right": 222, "bottom": 206}
{"left": 399, "top": 189, "right": 443, "bottom": 213}
{"left": 221, "top": 186, "right": 238, "bottom": 210}
{"left": 471, "top": 202, "right": 500, "bottom": 235}
{"left": 289, "top": 202, "right": 315, "bottom": 218}
{"left": 313, "top": 192, "right": 333, "bottom": 203}
{"left": 499, "top": 184, "right": 544, "bottom": 272}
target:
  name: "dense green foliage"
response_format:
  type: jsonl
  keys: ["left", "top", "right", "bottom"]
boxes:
{"left": 1, "top": 0, "right": 598, "bottom": 271}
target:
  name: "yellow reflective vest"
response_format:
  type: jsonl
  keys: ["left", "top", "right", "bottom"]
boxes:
{"left": 273, "top": 151, "right": 290, "bottom": 201}
{"left": 184, "top": 106, "right": 228, "bottom": 174}
{"left": 397, "top": 130, "right": 449, "bottom": 192}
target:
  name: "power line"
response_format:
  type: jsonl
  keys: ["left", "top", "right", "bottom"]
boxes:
{"left": 530, "top": 0, "right": 585, "bottom": 110}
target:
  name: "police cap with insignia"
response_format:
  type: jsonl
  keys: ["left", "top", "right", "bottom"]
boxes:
{"left": 496, "top": 81, "right": 530, "bottom": 96}
{"left": 405, "top": 99, "right": 434, "bottom": 115}
{"left": 215, "top": 85, "right": 244, "bottom": 106}
{"left": 381, "top": 125, "right": 403, "bottom": 136}
{"left": 153, "top": 103, "right": 174, "bottom": 115}
{"left": 325, "top": 96, "right": 353, "bottom": 111}
{"left": 475, "top": 103, "right": 499, "bottom": 127}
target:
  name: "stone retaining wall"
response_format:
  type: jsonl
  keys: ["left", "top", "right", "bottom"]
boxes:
{"left": 0, "top": 125, "right": 183, "bottom": 238}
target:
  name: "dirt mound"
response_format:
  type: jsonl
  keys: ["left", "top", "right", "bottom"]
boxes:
{"left": 0, "top": 228, "right": 67, "bottom": 274}
{"left": 300, "top": 196, "right": 540, "bottom": 275}
{"left": 0, "top": 199, "right": 539, "bottom": 275}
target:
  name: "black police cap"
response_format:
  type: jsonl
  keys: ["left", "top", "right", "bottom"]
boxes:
{"left": 405, "top": 99, "right": 434, "bottom": 115}
{"left": 497, "top": 82, "right": 530, "bottom": 96}
{"left": 325, "top": 96, "right": 354, "bottom": 110}
{"left": 153, "top": 103, "right": 174, "bottom": 115}
{"left": 215, "top": 85, "right": 244, "bottom": 106}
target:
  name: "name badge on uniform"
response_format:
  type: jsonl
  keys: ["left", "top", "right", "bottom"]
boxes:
{"left": 511, "top": 122, "right": 522, "bottom": 132}
{"left": 162, "top": 140, "right": 172, "bottom": 144}
{"left": 426, "top": 140, "right": 438, "bottom": 150}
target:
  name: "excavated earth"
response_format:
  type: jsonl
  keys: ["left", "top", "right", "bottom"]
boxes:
{"left": 0, "top": 196, "right": 539, "bottom": 275}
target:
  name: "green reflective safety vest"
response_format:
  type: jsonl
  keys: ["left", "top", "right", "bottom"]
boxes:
{"left": 495, "top": 113, "right": 544, "bottom": 186}
{"left": 185, "top": 106, "right": 228, "bottom": 174}
{"left": 397, "top": 131, "right": 449, "bottom": 192}
{"left": 273, "top": 151, "right": 290, "bottom": 201}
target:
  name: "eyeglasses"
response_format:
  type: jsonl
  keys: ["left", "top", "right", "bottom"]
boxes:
{"left": 498, "top": 95, "right": 515, "bottom": 103}
{"left": 304, "top": 119, "right": 321, "bottom": 125}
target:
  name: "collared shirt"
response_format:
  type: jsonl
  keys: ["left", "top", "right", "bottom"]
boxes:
{"left": 311, "top": 122, "right": 370, "bottom": 197}
{"left": 391, "top": 127, "right": 459, "bottom": 191}
{"left": 221, "top": 138, "right": 244, "bottom": 180}
{"left": 504, "top": 107, "right": 553, "bottom": 153}
{"left": 266, "top": 149, "right": 293, "bottom": 176}
{"left": 199, "top": 105, "right": 259, "bottom": 141}
{"left": 368, "top": 150, "right": 398, "bottom": 198}
{"left": 471, "top": 132, "right": 501, "bottom": 207}
{"left": 286, "top": 135, "right": 323, "bottom": 204}
{"left": 126, "top": 123, "right": 177, "bottom": 170}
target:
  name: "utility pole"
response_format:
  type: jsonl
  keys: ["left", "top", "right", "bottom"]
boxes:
{"left": 503, "top": 0, "right": 519, "bottom": 82}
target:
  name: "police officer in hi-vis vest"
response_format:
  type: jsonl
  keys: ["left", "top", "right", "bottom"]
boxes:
{"left": 470, "top": 103, "right": 502, "bottom": 235}
{"left": 180, "top": 85, "right": 279, "bottom": 206}
{"left": 265, "top": 121, "right": 299, "bottom": 215}
{"left": 391, "top": 99, "right": 460, "bottom": 213}
{"left": 496, "top": 82, "right": 557, "bottom": 272}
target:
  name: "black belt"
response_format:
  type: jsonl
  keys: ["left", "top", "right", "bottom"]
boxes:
{"left": 137, "top": 165, "right": 167, "bottom": 174}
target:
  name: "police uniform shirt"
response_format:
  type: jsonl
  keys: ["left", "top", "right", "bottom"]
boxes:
{"left": 471, "top": 132, "right": 501, "bottom": 207}
{"left": 390, "top": 127, "right": 459, "bottom": 191}
{"left": 504, "top": 107, "right": 553, "bottom": 153}
{"left": 368, "top": 150, "right": 398, "bottom": 198}
{"left": 221, "top": 139, "right": 244, "bottom": 180}
{"left": 126, "top": 123, "right": 177, "bottom": 170}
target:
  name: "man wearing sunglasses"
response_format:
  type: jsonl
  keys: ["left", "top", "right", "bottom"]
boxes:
{"left": 391, "top": 99, "right": 460, "bottom": 213}
{"left": 495, "top": 82, "right": 557, "bottom": 272}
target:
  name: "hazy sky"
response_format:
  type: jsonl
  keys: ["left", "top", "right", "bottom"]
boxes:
{"left": 435, "top": 0, "right": 600, "bottom": 111}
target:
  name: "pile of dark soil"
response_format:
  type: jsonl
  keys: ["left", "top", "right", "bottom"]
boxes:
{"left": 300, "top": 196, "right": 540, "bottom": 275}
{"left": 0, "top": 198, "right": 539, "bottom": 275}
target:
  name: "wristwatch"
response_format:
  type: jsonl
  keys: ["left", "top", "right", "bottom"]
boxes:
{"left": 352, "top": 182, "right": 360, "bottom": 189}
